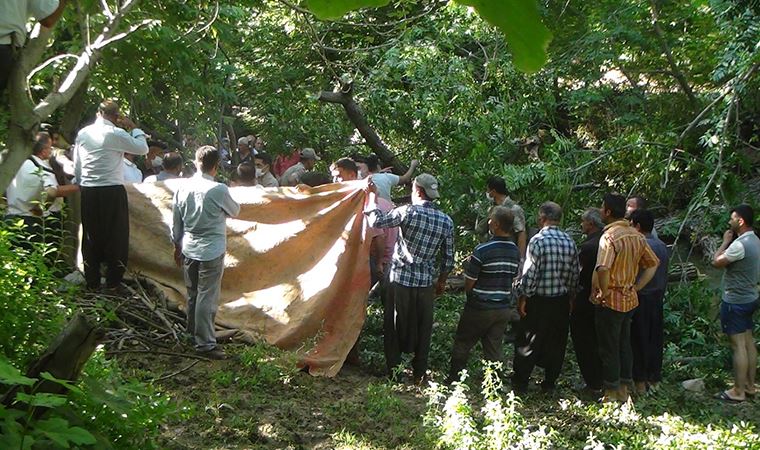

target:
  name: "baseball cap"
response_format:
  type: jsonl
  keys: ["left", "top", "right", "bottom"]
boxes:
{"left": 300, "top": 147, "right": 321, "bottom": 160}
{"left": 237, "top": 137, "right": 249, "bottom": 145}
{"left": 414, "top": 173, "right": 440, "bottom": 199}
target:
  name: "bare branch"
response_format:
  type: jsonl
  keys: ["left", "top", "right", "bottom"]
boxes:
{"left": 93, "top": 19, "right": 157, "bottom": 49}
{"left": 100, "top": 0, "right": 114, "bottom": 19}
{"left": 28, "top": 53, "right": 80, "bottom": 84}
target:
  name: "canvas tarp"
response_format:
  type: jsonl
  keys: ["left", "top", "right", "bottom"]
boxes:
{"left": 124, "top": 180, "right": 372, "bottom": 377}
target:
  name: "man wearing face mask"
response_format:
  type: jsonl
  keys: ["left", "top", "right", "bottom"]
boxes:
{"left": 476, "top": 177, "right": 527, "bottom": 262}
{"left": 141, "top": 141, "right": 167, "bottom": 179}
{"left": 254, "top": 153, "right": 279, "bottom": 188}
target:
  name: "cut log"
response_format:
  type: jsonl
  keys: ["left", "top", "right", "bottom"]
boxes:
{"left": 1, "top": 312, "right": 104, "bottom": 418}
{"left": 667, "top": 262, "right": 701, "bottom": 282}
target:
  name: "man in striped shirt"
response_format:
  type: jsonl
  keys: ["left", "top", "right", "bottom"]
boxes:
{"left": 448, "top": 206, "right": 520, "bottom": 382}
{"left": 512, "top": 202, "right": 579, "bottom": 393}
{"left": 593, "top": 193, "right": 659, "bottom": 402}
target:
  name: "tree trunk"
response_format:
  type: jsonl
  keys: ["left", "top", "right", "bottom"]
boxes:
{"left": 318, "top": 83, "right": 407, "bottom": 175}
{"left": 1, "top": 313, "right": 104, "bottom": 419}
{"left": 58, "top": 80, "right": 90, "bottom": 144}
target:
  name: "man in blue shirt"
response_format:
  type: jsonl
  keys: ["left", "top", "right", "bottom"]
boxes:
{"left": 172, "top": 146, "right": 240, "bottom": 360}
{"left": 365, "top": 173, "right": 454, "bottom": 383}
{"left": 447, "top": 206, "right": 520, "bottom": 383}
{"left": 629, "top": 209, "right": 670, "bottom": 394}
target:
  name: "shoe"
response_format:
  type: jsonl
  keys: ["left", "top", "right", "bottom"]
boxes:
{"left": 714, "top": 390, "right": 745, "bottom": 403}
{"left": 198, "top": 348, "right": 227, "bottom": 360}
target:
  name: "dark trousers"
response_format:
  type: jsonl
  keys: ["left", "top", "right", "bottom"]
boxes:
{"left": 513, "top": 295, "right": 570, "bottom": 390}
{"left": 631, "top": 291, "right": 665, "bottom": 383}
{"left": 383, "top": 282, "right": 434, "bottom": 378}
{"left": 81, "top": 185, "right": 129, "bottom": 289}
{"left": 449, "top": 306, "right": 510, "bottom": 380}
{"left": 570, "top": 300, "right": 603, "bottom": 390}
{"left": 0, "top": 44, "right": 13, "bottom": 92}
{"left": 595, "top": 306, "right": 634, "bottom": 390}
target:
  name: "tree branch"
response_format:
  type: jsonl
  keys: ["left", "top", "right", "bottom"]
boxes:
{"left": 648, "top": 0, "right": 696, "bottom": 104}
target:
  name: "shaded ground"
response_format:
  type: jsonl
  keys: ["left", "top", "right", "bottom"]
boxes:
{"left": 107, "top": 292, "right": 760, "bottom": 449}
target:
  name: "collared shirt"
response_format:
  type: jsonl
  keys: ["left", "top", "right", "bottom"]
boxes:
{"left": 257, "top": 171, "right": 279, "bottom": 188}
{"left": 73, "top": 118, "right": 148, "bottom": 187}
{"left": 144, "top": 171, "right": 179, "bottom": 183}
{"left": 517, "top": 226, "right": 579, "bottom": 298}
{"left": 172, "top": 173, "right": 241, "bottom": 261}
{"left": 5, "top": 156, "right": 61, "bottom": 217}
{"left": 594, "top": 220, "right": 659, "bottom": 312}
{"left": 279, "top": 162, "right": 306, "bottom": 186}
{"left": 365, "top": 200, "right": 454, "bottom": 288}
{"left": 0, "top": 0, "right": 58, "bottom": 46}
{"left": 638, "top": 234, "right": 670, "bottom": 296}
{"left": 475, "top": 196, "right": 526, "bottom": 240}
{"left": 123, "top": 158, "right": 143, "bottom": 184}
{"left": 465, "top": 236, "right": 520, "bottom": 309}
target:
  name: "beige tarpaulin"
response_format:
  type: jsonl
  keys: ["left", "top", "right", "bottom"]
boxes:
{"left": 125, "top": 180, "right": 371, "bottom": 377}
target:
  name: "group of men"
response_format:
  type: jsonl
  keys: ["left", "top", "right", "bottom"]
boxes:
{"left": 3, "top": 96, "right": 757, "bottom": 400}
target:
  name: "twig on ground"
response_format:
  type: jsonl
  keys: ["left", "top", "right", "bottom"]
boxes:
{"left": 151, "top": 360, "right": 200, "bottom": 382}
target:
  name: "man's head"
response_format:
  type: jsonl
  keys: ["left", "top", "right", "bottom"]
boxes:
{"left": 486, "top": 176, "right": 507, "bottom": 203}
{"left": 254, "top": 137, "right": 265, "bottom": 151}
{"left": 32, "top": 132, "right": 53, "bottom": 160}
{"left": 98, "top": 99, "right": 120, "bottom": 123}
{"left": 300, "top": 171, "right": 332, "bottom": 187}
{"left": 538, "top": 201, "right": 562, "bottom": 227}
{"left": 195, "top": 145, "right": 220, "bottom": 175}
{"left": 629, "top": 209, "right": 655, "bottom": 234}
{"left": 254, "top": 153, "right": 272, "bottom": 176}
{"left": 602, "top": 193, "right": 626, "bottom": 223}
{"left": 365, "top": 154, "right": 381, "bottom": 173}
{"left": 233, "top": 162, "right": 257, "bottom": 187}
{"left": 412, "top": 173, "right": 440, "bottom": 203}
{"left": 331, "top": 157, "right": 358, "bottom": 182}
{"left": 161, "top": 151, "right": 183, "bottom": 175}
{"left": 237, "top": 137, "right": 251, "bottom": 155}
{"left": 489, "top": 206, "right": 514, "bottom": 237}
{"left": 581, "top": 207, "right": 604, "bottom": 235}
{"left": 300, "top": 148, "right": 320, "bottom": 170}
{"left": 626, "top": 196, "right": 647, "bottom": 218}
{"left": 350, "top": 154, "right": 369, "bottom": 179}
{"left": 729, "top": 204, "right": 754, "bottom": 233}
{"left": 147, "top": 140, "right": 167, "bottom": 169}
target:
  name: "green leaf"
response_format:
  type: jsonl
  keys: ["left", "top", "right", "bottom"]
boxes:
{"left": 15, "top": 392, "right": 68, "bottom": 408}
{"left": 304, "top": 0, "right": 391, "bottom": 20}
{"left": 0, "top": 358, "right": 36, "bottom": 386}
{"left": 454, "top": 0, "right": 552, "bottom": 73}
{"left": 39, "top": 372, "right": 82, "bottom": 395}
{"left": 34, "top": 417, "right": 95, "bottom": 447}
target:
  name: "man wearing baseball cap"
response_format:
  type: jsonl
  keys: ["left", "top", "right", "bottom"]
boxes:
{"left": 364, "top": 173, "right": 454, "bottom": 384}
{"left": 280, "top": 147, "right": 320, "bottom": 186}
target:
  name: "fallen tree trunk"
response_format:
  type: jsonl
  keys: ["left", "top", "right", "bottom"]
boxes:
{"left": 2, "top": 312, "right": 104, "bottom": 419}
{"left": 318, "top": 81, "right": 407, "bottom": 175}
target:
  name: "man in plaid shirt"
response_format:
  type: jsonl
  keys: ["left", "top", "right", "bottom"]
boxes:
{"left": 365, "top": 173, "right": 454, "bottom": 383}
{"left": 513, "top": 201, "right": 579, "bottom": 393}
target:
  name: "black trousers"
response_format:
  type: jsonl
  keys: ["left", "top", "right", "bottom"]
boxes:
{"left": 80, "top": 185, "right": 129, "bottom": 288}
{"left": 0, "top": 44, "right": 13, "bottom": 92}
{"left": 383, "top": 282, "right": 434, "bottom": 378}
{"left": 631, "top": 291, "right": 665, "bottom": 383}
{"left": 513, "top": 294, "right": 570, "bottom": 390}
{"left": 570, "top": 298, "right": 603, "bottom": 390}
{"left": 449, "top": 306, "right": 510, "bottom": 380}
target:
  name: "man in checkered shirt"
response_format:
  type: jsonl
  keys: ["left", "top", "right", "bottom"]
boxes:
{"left": 512, "top": 201, "right": 579, "bottom": 393}
{"left": 364, "top": 173, "right": 454, "bottom": 384}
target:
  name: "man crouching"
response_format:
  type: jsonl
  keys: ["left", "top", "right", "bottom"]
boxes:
{"left": 172, "top": 146, "right": 240, "bottom": 359}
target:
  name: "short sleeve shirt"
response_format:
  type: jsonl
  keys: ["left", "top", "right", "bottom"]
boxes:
{"left": 370, "top": 173, "right": 400, "bottom": 201}
{"left": 465, "top": 237, "right": 520, "bottom": 309}
{"left": 724, "top": 239, "right": 745, "bottom": 262}
{"left": 0, "top": 0, "right": 58, "bottom": 46}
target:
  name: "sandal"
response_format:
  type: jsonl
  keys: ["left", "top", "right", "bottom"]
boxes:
{"left": 714, "top": 390, "right": 745, "bottom": 403}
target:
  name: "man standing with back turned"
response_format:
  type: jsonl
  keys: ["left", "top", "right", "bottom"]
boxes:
{"left": 172, "top": 146, "right": 240, "bottom": 360}
{"left": 74, "top": 99, "right": 148, "bottom": 289}
{"left": 712, "top": 204, "right": 759, "bottom": 403}
{"left": 364, "top": 173, "right": 454, "bottom": 384}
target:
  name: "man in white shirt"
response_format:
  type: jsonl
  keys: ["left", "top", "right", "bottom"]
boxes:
{"left": 0, "top": 0, "right": 65, "bottom": 92}
{"left": 123, "top": 153, "right": 143, "bottom": 183}
{"left": 172, "top": 146, "right": 240, "bottom": 359}
{"left": 5, "top": 132, "right": 79, "bottom": 253}
{"left": 73, "top": 99, "right": 148, "bottom": 289}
